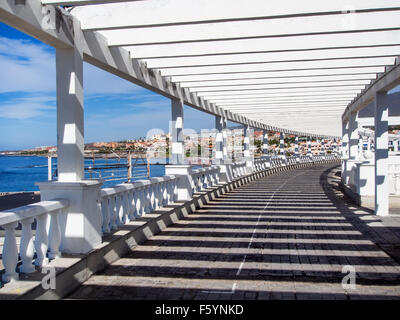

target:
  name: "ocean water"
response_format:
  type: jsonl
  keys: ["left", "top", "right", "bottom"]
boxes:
{"left": 0, "top": 155, "right": 167, "bottom": 192}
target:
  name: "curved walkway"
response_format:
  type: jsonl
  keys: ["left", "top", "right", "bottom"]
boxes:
{"left": 67, "top": 164, "right": 400, "bottom": 300}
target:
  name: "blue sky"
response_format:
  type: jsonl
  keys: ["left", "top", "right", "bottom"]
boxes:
{"left": 0, "top": 22, "right": 221, "bottom": 151}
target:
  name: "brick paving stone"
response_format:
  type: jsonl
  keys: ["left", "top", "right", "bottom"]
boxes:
{"left": 66, "top": 164, "right": 400, "bottom": 300}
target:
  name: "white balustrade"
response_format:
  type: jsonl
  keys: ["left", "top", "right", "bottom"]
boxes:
{"left": 0, "top": 200, "right": 69, "bottom": 283}
{"left": 389, "top": 162, "right": 400, "bottom": 195}
{"left": 100, "top": 175, "right": 179, "bottom": 235}
{"left": 189, "top": 166, "right": 221, "bottom": 193}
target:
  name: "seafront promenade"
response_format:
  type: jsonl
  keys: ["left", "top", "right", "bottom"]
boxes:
{"left": 1, "top": 0, "right": 400, "bottom": 303}
{"left": 1, "top": 159, "right": 399, "bottom": 300}
{"left": 66, "top": 164, "right": 400, "bottom": 300}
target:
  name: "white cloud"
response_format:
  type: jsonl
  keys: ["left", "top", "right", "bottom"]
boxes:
{"left": 0, "top": 37, "right": 55, "bottom": 93}
{"left": 0, "top": 36, "right": 144, "bottom": 95}
{"left": 0, "top": 36, "right": 151, "bottom": 120}
{"left": 128, "top": 98, "right": 170, "bottom": 111}
{"left": 0, "top": 101, "right": 55, "bottom": 119}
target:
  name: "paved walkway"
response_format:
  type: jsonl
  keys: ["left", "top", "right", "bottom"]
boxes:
{"left": 67, "top": 164, "right": 400, "bottom": 300}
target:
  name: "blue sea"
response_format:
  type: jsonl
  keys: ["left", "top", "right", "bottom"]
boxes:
{"left": 0, "top": 155, "right": 167, "bottom": 192}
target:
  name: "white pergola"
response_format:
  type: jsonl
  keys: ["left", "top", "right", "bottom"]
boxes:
{"left": 65, "top": 0, "right": 400, "bottom": 137}
{"left": 4, "top": 0, "right": 400, "bottom": 137}
{"left": 1, "top": 0, "right": 399, "bottom": 219}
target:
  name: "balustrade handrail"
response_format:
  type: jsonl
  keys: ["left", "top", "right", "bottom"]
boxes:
{"left": 0, "top": 200, "right": 69, "bottom": 227}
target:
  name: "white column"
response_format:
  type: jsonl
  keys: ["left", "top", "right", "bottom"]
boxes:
{"left": 316, "top": 138, "right": 320, "bottom": 154}
{"left": 262, "top": 130, "right": 269, "bottom": 156}
{"left": 307, "top": 137, "right": 312, "bottom": 157}
{"left": 215, "top": 117, "right": 233, "bottom": 182}
{"left": 56, "top": 47, "right": 84, "bottom": 182}
{"left": 341, "top": 120, "right": 350, "bottom": 184}
{"left": 348, "top": 111, "right": 359, "bottom": 160}
{"left": 394, "top": 139, "right": 400, "bottom": 152}
{"left": 374, "top": 92, "right": 389, "bottom": 216}
{"left": 358, "top": 132, "right": 364, "bottom": 158}
{"left": 47, "top": 156, "right": 52, "bottom": 181}
{"left": 171, "top": 98, "right": 184, "bottom": 165}
{"left": 127, "top": 152, "right": 132, "bottom": 182}
{"left": 279, "top": 132, "right": 285, "bottom": 157}
{"left": 294, "top": 136, "right": 299, "bottom": 158}
{"left": 261, "top": 129, "right": 271, "bottom": 168}
{"left": 320, "top": 138, "right": 326, "bottom": 157}
{"left": 332, "top": 139, "right": 337, "bottom": 155}
{"left": 214, "top": 115, "right": 226, "bottom": 165}
{"left": 244, "top": 125, "right": 254, "bottom": 173}
{"left": 166, "top": 99, "right": 194, "bottom": 200}
{"left": 367, "top": 137, "right": 372, "bottom": 152}
{"left": 37, "top": 44, "right": 103, "bottom": 254}
{"left": 223, "top": 127, "right": 229, "bottom": 163}
{"left": 342, "top": 121, "right": 349, "bottom": 159}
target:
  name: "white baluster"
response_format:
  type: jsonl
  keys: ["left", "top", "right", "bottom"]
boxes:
{"left": 149, "top": 183, "right": 155, "bottom": 211}
{"left": 213, "top": 169, "right": 218, "bottom": 185}
{"left": 158, "top": 182, "right": 164, "bottom": 207}
{"left": 141, "top": 187, "right": 148, "bottom": 214}
{"left": 48, "top": 209, "right": 61, "bottom": 260}
{"left": 122, "top": 191, "right": 129, "bottom": 224}
{"left": 197, "top": 175, "right": 202, "bottom": 191}
{"left": 194, "top": 175, "right": 199, "bottom": 192}
{"left": 135, "top": 188, "right": 143, "bottom": 216}
{"left": 211, "top": 170, "right": 217, "bottom": 186}
{"left": 190, "top": 175, "right": 195, "bottom": 194}
{"left": 131, "top": 190, "right": 138, "bottom": 218}
{"left": 165, "top": 180, "right": 171, "bottom": 204}
{"left": 34, "top": 214, "right": 49, "bottom": 267}
{"left": 145, "top": 186, "right": 151, "bottom": 213}
{"left": 116, "top": 193, "right": 124, "bottom": 226}
{"left": 162, "top": 181, "right": 168, "bottom": 205}
{"left": 204, "top": 173, "right": 209, "bottom": 189}
{"left": 153, "top": 183, "right": 159, "bottom": 209}
{"left": 141, "top": 187, "right": 147, "bottom": 214}
{"left": 109, "top": 195, "right": 117, "bottom": 230}
{"left": 173, "top": 179, "right": 178, "bottom": 201}
{"left": 169, "top": 180, "right": 175, "bottom": 203}
{"left": 101, "top": 196, "right": 111, "bottom": 233}
{"left": 157, "top": 182, "right": 163, "bottom": 208}
{"left": 196, "top": 175, "right": 200, "bottom": 192}
{"left": 207, "top": 172, "right": 213, "bottom": 187}
{"left": 128, "top": 190, "right": 135, "bottom": 221}
{"left": 19, "top": 217, "right": 35, "bottom": 274}
{"left": 139, "top": 188, "right": 145, "bottom": 215}
{"left": 198, "top": 175, "right": 202, "bottom": 191}
{"left": 2, "top": 222, "right": 19, "bottom": 282}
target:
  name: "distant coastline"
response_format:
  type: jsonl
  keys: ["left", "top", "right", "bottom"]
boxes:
{"left": 0, "top": 153, "right": 152, "bottom": 160}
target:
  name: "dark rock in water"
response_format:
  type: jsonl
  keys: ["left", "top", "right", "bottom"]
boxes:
{"left": 0, "top": 192, "right": 40, "bottom": 211}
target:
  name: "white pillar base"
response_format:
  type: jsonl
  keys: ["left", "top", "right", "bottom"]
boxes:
{"left": 219, "top": 164, "right": 233, "bottom": 183}
{"left": 36, "top": 180, "right": 103, "bottom": 254}
{"left": 245, "top": 161, "right": 254, "bottom": 174}
{"left": 261, "top": 155, "right": 271, "bottom": 168}
{"left": 165, "top": 165, "right": 193, "bottom": 201}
